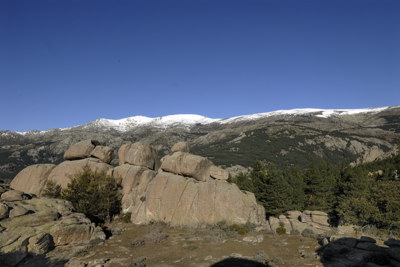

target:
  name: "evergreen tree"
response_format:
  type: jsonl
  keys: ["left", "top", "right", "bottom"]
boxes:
{"left": 370, "top": 180, "right": 400, "bottom": 230}
{"left": 285, "top": 167, "right": 305, "bottom": 211}
{"left": 62, "top": 166, "right": 121, "bottom": 223}
{"left": 251, "top": 162, "right": 292, "bottom": 216}
{"left": 229, "top": 172, "right": 254, "bottom": 192}
{"left": 304, "top": 161, "right": 337, "bottom": 211}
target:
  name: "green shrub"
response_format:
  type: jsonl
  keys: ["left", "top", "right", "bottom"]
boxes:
{"left": 226, "top": 223, "right": 253, "bottom": 235}
{"left": 42, "top": 180, "right": 62, "bottom": 198}
{"left": 276, "top": 223, "right": 286, "bottom": 235}
{"left": 120, "top": 212, "right": 132, "bottom": 223}
{"left": 216, "top": 220, "right": 228, "bottom": 230}
{"left": 61, "top": 166, "right": 121, "bottom": 224}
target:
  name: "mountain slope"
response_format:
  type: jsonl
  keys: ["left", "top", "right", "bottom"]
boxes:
{"left": 1, "top": 106, "right": 399, "bottom": 183}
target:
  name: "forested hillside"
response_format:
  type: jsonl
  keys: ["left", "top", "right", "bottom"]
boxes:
{"left": 230, "top": 143, "right": 400, "bottom": 234}
{"left": 1, "top": 106, "right": 399, "bottom": 184}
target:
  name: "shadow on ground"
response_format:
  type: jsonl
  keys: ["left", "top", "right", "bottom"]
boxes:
{"left": 0, "top": 251, "right": 68, "bottom": 267}
{"left": 316, "top": 236, "right": 397, "bottom": 267}
{"left": 210, "top": 257, "right": 270, "bottom": 267}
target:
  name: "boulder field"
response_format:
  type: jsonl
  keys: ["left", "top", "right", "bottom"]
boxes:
{"left": 10, "top": 140, "right": 266, "bottom": 227}
{"left": 0, "top": 184, "right": 105, "bottom": 266}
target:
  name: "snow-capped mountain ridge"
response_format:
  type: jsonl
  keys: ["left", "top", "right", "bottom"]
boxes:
{"left": 2, "top": 105, "right": 398, "bottom": 184}
{"left": 221, "top": 106, "right": 390, "bottom": 123}
{"left": 83, "top": 106, "right": 390, "bottom": 132}
{"left": 14, "top": 106, "right": 392, "bottom": 134}
{"left": 85, "top": 114, "right": 220, "bottom": 131}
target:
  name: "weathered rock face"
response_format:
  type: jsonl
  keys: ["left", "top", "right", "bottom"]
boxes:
{"left": 171, "top": 141, "right": 190, "bottom": 153}
{"left": 63, "top": 139, "right": 100, "bottom": 160}
{"left": 9, "top": 140, "right": 266, "bottom": 228}
{"left": 116, "top": 142, "right": 265, "bottom": 226}
{"left": 161, "top": 152, "right": 214, "bottom": 182}
{"left": 10, "top": 164, "right": 56, "bottom": 196}
{"left": 113, "top": 164, "right": 156, "bottom": 214}
{"left": 130, "top": 171, "right": 266, "bottom": 226}
{"left": 10, "top": 141, "right": 115, "bottom": 194}
{"left": 47, "top": 158, "right": 113, "bottom": 189}
{"left": 0, "top": 202, "right": 8, "bottom": 219}
{"left": 90, "top": 145, "right": 113, "bottom": 164}
{"left": 268, "top": 210, "right": 333, "bottom": 237}
{"left": 118, "top": 142, "right": 160, "bottom": 170}
{"left": 0, "top": 189, "right": 30, "bottom": 202}
{"left": 209, "top": 165, "right": 229, "bottom": 180}
{"left": 0, "top": 185, "right": 103, "bottom": 267}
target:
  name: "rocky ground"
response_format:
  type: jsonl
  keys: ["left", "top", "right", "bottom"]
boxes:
{"left": 66, "top": 222, "right": 323, "bottom": 267}
{"left": 6, "top": 219, "right": 400, "bottom": 267}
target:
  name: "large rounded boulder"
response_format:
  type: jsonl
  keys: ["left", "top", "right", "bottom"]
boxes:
{"left": 131, "top": 171, "right": 266, "bottom": 226}
{"left": 10, "top": 164, "right": 56, "bottom": 196}
{"left": 63, "top": 139, "right": 100, "bottom": 160}
{"left": 47, "top": 158, "right": 113, "bottom": 189}
{"left": 160, "top": 152, "right": 213, "bottom": 182}
{"left": 118, "top": 142, "right": 160, "bottom": 170}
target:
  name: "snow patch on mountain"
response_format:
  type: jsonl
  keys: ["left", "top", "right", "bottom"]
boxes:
{"left": 84, "top": 114, "right": 220, "bottom": 131}
{"left": 219, "top": 107, "right": 389, "bottom": 124}
{"left": 13, "top": 106, "right": 392, "bottom": 134}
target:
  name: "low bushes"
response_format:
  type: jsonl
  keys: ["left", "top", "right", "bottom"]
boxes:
{"left": 44, "top": 166, "right": 121, "bottom": 224}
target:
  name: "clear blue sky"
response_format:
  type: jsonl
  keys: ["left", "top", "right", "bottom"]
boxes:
{"left": 1, "top": 0, "right": 399, "bottom": 131}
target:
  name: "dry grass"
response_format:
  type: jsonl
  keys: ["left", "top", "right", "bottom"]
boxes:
{"left": 75, "top": 222, "right": 323, "bottom": 267}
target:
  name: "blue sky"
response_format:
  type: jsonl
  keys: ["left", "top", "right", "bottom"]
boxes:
{"left": 1, "top": 0, "right": 399, "bottom": 131}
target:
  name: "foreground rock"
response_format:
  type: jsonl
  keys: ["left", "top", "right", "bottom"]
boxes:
{"left": 10, "top": 140, "right": 265, "bottom": 228}
{"left": 0, "top": 185, "right": 104, "bottom": 267}
{"left": 11, "top": 140, "right": 114, "bottom": 193}
{"left": 118, "top": 142, "right": 265, "bottom": 226}
{"left": 318, "top": 236, "right": 400, "bottom": 266}
{"left": 131, "top": 171, "right": 265, "bottom": 226}
{"left": 47, "top": 158, "right": 113, "bottom": 189}
{"left": 10, "top": 164, "right": 56, "bottom": 197}
{"left": 268, "top": 210, "right": 335, "bottom": 237}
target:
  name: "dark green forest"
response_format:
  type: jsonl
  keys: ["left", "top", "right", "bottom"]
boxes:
{"left": 229, "top": 144, "right": 400, "bottom": 234}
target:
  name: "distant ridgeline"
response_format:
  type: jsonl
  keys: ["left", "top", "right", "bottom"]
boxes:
{"left": 0, "top": 106, "right": 399, "bottom": 183}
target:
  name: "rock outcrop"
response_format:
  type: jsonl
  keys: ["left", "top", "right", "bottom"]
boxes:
{"left": 171, "top": 141, "right": 190, "bottom": 153}
{"left": 90, "top": 145, "right": 113, "bottom": 164}
{"left": 47, "top": 158, "right": 113, "bottom": 189}
{"left": 160, "top": 152, "right": 214, "bottom": 182}
{"left": 268, "top": 210, "right": 332, "bottom": 237}
{"left": 10, "top": 140, "right": 266, "bottom": 228}
{"left": 209, "top": 165, "right": 230, "bottom": 180}
{"left": 0, "top": 184, "right": 105, "bottom": 267}
{"left": 117, "top": 142, "right": 265, "bottom": 226}
{"left": 10, "top": 164, "right": 56, "bottom": 196}
{"left": 63, "top": 139, "right": 100, "bottom": 160}
{"left": 160, "top": 151, "right": 229, "bottom": 182}
{"left": 132, "top": 171, "right": 265, "bottom": 226}
{"left": 118, "top": 142, "right": 160, "bottom": 170}
{"left": 11, "top": 140, "right": 114, "bottom": 192}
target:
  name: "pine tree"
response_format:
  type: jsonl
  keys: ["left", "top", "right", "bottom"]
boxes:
{"left": 230, "top": 172, "right": 254, "bottom": 192}
{"left": 251, "top": 162, "right": 292, "bottom": 216}
{"left": 304, "top": 161, "right": 337, "bottom": 211}
{"left": 61, "top": 166, "right": 121, "bottom": 223}
{"left": 285, "top": 167, "right": 305, "bottom": 211}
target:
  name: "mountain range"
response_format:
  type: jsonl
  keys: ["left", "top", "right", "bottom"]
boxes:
{"left": 1, "top": 106, "right": 399, "bottom": 183}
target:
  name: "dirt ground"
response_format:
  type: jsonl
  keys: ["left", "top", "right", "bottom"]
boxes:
{"left": 71, "top": 222, "right": 324, "bottom": 267}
